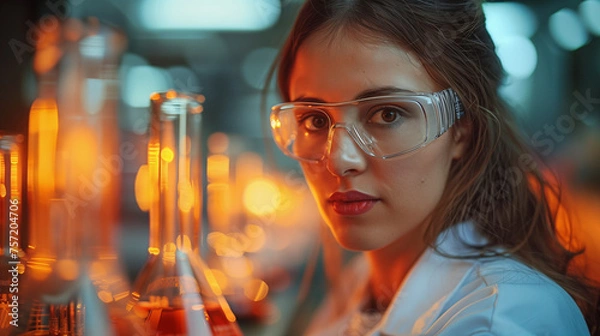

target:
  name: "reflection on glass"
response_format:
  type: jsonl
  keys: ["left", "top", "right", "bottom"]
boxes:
{"left": 18, "top": 17, "right": 139, "bottom": 336}
{"left": 129, "top": 90, "right": 242, "bottom": 335}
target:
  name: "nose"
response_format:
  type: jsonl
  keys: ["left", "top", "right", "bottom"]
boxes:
{"left": 324, "top": 126, "right": 367, "bottom": 177}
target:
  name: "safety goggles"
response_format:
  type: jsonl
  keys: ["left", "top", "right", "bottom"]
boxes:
{"left": 270, "top": 88, "right": 464, "bottom": 162}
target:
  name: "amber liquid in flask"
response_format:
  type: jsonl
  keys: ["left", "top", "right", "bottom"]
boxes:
{"left": 129, "top": 91, "right": 243, "bottom": 335}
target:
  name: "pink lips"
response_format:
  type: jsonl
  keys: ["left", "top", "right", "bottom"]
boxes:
{"left": 328, "top": 191, "right": 379, "bottom": 216}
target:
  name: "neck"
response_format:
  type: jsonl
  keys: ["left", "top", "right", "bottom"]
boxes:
{"left": 364, "top": 228, "right": 428, "bottom": 311}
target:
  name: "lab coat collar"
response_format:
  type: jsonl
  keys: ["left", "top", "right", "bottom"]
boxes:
{"left": 376, "top": 222, "right": 488, "bottom": 335}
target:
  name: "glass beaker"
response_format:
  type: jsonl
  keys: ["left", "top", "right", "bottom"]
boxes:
{"left": 128, "top": 90, "right": 243, "bottom": 335}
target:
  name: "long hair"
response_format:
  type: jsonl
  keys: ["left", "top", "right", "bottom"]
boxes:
{"left": 272, "top": 0, "right": 599, "bottom": 332}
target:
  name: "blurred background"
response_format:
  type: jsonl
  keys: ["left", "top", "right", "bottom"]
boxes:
{"left": 0, "top": 0, "right": 599, "bottom": 335}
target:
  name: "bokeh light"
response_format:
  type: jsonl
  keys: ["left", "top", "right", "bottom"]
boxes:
{"left": 496, "top": 36, "right": 538, "bottom": 79}
{"left": 549, "top": 8, "right": 590, "bottom": 51}
{"left": 123, "top": 65, "right": 171, "bottom": 108}
{"left": 140, "top": 0, "right": 281, "bottom": 31}
{"left": 579, "top": 0, "right": 600, "bottom": 36}
{"left": 243, "top": 178, "right": 281, "bottom": 216}
{"left": 483, "top": 2, "right": 537, "bottom": 40}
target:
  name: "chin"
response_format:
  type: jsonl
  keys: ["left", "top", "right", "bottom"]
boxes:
{"left": 329, "top": 224, "right": 383, "bottom": 252}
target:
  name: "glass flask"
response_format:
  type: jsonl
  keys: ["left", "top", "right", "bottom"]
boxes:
{"left": 17, "top": 17, "right": 140, "bottom": 335}
{"left": 128, "top": 91, "right": 243, "bottom": 335}
{"left": 0, "top": 135, "right": 25, "bottom": 332}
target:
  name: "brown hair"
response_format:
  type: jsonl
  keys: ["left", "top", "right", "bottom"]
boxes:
{"left": 271, "top": 0, "right": 599, "bottom": 332}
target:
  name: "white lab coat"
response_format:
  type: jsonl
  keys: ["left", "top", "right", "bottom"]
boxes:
{"left": 306, "top": 222, "right": 590, "bottom": 335}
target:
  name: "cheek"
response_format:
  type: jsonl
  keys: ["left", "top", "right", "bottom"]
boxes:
{"left": 375, "top": 145, "right": 453, "bottom": 206}
{"left": 299, "top": 163, "right": 328, "bottom": 196}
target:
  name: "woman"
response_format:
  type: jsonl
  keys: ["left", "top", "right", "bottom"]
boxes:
{"left": 268, "top": 0, "right": 599, "bottom": 335}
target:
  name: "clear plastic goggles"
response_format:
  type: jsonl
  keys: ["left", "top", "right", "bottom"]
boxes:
{"left": 270, "top": 88, "right": 464, "bottom": 162}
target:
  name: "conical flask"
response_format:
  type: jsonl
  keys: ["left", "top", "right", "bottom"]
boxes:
{"left": 16, "top": 17, "right": 141, "bottom": 335}
{"left": 128, "top": 91, "right": 243, "bottom": 335}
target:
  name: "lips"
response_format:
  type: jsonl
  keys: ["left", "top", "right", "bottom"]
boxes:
{"left": 328, "top": 191, "right": 379, "bottom": 216}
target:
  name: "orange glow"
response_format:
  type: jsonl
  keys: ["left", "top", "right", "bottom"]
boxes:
{"left": 89, "top": 261, "right": 107, "bottom": 279}
{"left": 151, "top": 92, "right": 161, "bottom": 101}
{"left": 163, "top": 242, "right": 177, "bottom": 261}
{"left": 34, "top": 45, "right": 63, "bottom": 74}
{"left": 207, "top": 183, "right": 232, "bottom": 232}
{"left": 29, "top": 98, "right": 58, "bottom": 192}
{"left": 244, "top": 224, "right": 266, "bottom": 252}
{"left": 207, "top": 154, "right": 229, "bottom": 183}
{"left": 203, "top": 268, "right": 223, "bottom": 296}
{"left": 166, "top": 90, "right": 177, "bottom": 100}
{"left": 191, "top": 304, "right": 205, "bottom": 311}
{"left": 148, "top": 141, "right": 160, "bottom": 250}
{"left": 0, "top": 154, "right": 5, "bottom": 198}
{"left": 161, "top": 148, "right": 174, "bottom": 162}
{"left": 28, "top": 99, "right": 59, "bottom": 253}
{"left": 235, "top": 153, "right": 263, "bottom": 181}
{"left": 27, "top": 260, "right": 53, "bottom": 281}
{"left": 113, "top": 290, "right": 130, "bottom": 302}
{"left": 270, "top": 119, "right": 281, "bottom": 129}
{"left": 243, "top": 279, "right": 269, "bottom": 302}
{"left": 148, "top": 247, "right": 160, "bottom": 255}
{"left": 222, "top": 257, "right": 253, "bottom": 279}
{"left": 98, "top": 290, "right": 114, "bottom": 303}
{"left": 197, "top": 94, "right": 206, "bottom": 104}
{"left": 218, "top": 296, "right": 237, "bottom": 323}
{"left": 567, "top": 191, "right": 600, "bottom": 283}
{"left": 10, "top": 146, "right": 20, "bottom": 198}
{"left": 191, "top": 105, "right": 203, "bottom": 114}
{"left": 528, "top": 171, "right": 600, "bottom": 283}
{"left": 57, "top": 259, "right": 79, "bottom": 281}
{"left": 207, "top": 232, "right": 244, "bottom": 258}
{"left": 34, "top": 16, "right": 60, "bottom": 50}
{"left": 135, "top": 164, "right": 151, "bottom": 211}
{"left": 243, "top": 178, "right": 281, "bottom": 216}
{"left": 176, "top": 234, "right": 192, "bottom": 252}
{"left": 178, "top": 179, "right": 194, "bottom": 212}
{"left": 208, "top": 269, "right": 229, "bottom": 293}
{"left": 63, "top": 126, "right": 98, "bottom": 183}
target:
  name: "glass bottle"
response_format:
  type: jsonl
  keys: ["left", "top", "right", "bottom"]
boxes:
{"left": 18, "top": 17, "right": 140, "bottom": 335}
{"left": 128, "top": 90, "right": 243, "bottom": 335}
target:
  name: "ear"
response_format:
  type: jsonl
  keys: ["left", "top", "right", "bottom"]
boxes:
{"left": 450, "top": 119, "right": 471, "bottom": 160}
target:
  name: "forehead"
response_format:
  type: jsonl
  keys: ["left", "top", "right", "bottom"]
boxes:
{"left": 289, "top": 30, "right": 438, "bottom": 103}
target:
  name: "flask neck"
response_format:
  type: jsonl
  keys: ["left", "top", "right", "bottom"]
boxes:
{"left": 148, "top": 92, "right": 204, "bottom": 257}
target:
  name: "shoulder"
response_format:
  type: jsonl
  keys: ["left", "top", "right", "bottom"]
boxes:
{"left": 430, "top": 256, "right": 590, "bottom": 335}
{"left": 305, "top": 256, "right": 370, "bottom": 334}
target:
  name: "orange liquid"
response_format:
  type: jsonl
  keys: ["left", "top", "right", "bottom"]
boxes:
{"left": 137, "top": 303, "right": 243, "bottom": 336}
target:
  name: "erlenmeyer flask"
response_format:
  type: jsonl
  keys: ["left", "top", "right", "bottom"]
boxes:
{"left": 0, "top": 134, "right": 25, "bottom": 333}
{"left": 17, "top": 16, "right": 141, "bottom": 335}
{"left": 128, "top": 91, "right": 243, "bottom": 335}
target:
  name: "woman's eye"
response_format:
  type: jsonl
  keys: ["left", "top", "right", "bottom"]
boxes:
{"left": 368, "top": 107, "right": 405, "bottom": 125}
{"left": 301, "top": 113, "right": 329, "bottom": 131}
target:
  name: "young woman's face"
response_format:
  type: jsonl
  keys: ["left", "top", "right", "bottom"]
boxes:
{"left": 288, "top": 31, "right": 467, "bottom": 252}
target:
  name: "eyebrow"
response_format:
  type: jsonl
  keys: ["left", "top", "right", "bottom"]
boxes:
{"left": 292, "top": 86, "right": 415, "bottom": 103}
